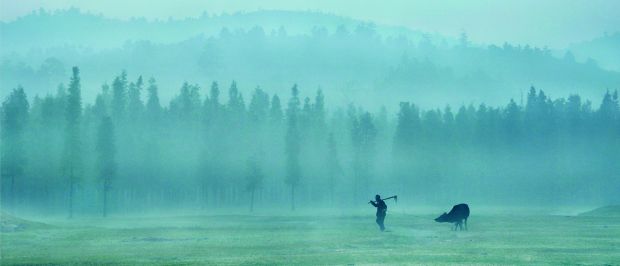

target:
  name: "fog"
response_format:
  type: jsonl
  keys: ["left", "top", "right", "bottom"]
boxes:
{"left": 2, "top": 9, "right": 620, "bottom": 110}
{"left": 1, "top": 6, "right": 619, "bottom": 218}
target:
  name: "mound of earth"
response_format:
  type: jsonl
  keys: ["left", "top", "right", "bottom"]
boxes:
{"left": 579, "top": 205, "right": 620, "bottom": 217}
{"left": 1, "top": 212, "right": 49, "bottom": 232}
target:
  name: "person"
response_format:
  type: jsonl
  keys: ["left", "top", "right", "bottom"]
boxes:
{"left": 369, "top": 194, "right": 387, "bottom": 231}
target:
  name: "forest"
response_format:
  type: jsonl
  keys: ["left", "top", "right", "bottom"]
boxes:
{"left": 2, "top": 67, "right": 619, "bottom": 217}
{"left": 2, "top": 9, "right": 620, "bottom": 109}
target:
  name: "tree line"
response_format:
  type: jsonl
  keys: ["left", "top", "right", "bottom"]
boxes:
{"left": 2, "top": 67, "right": 619, "bottom": 216}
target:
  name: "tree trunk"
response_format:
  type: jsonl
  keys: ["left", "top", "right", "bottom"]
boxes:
{"left": 103, "top": 184, "right": 108, "bottom": 217}
{"left": 10, "top": 175, "right": 15, "bottom": 211}
{"left": 250, "top": 189, "right": 255, "bottom": 212}
{"left": 68, "top": 178, "right": 74, "bottom": 218}
{"left": 291, "top": 185, "right": 295, "bottom": 211}
{"left": 329, "top": 176, "right": 334, "bottom": 206}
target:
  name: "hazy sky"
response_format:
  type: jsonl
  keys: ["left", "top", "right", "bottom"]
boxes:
{"left": 1, "top": 0, "right": 619, "bottom": 48}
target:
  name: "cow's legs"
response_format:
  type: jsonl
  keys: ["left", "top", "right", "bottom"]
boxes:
{"left": 464, "top": 218, "right": 468, "bottom": 231}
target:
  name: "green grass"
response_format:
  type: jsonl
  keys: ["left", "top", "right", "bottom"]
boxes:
{"left": 1, "top": 212, "right": 619, "bottom": 265}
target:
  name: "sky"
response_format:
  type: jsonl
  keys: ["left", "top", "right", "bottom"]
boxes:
{"left": 1, "top": 0, "right": 619, "bottom": 48}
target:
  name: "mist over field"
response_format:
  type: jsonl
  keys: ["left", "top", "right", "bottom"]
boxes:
{"left": 1, "top": 2, "right": 619, "bottom": 265}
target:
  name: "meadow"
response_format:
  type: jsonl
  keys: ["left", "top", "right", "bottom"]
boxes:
{"left": 2, "top": 208, "right": 619, "bottom": 265}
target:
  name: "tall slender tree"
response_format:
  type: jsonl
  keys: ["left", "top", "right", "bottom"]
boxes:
{"left": 145, "top": 77, "right": 162, "bottom": 124}
{"left": 245, "top": 156, "right": 263, "bottom": 212}
{"left": 269, "top": 94, "right": 283, "bottom": 126}
{"left": 97, "top": 116, "right": 115, "bottom": 217}
{"left": 1, "top": 87, "right": 29, "bottom": 211}
{"left": 111, "top": 71, "right": 127, "bottom": 122}
{"left": 326, "top": 133, "right": 342, "bottom": 204}
{"left": 64, "top": 67, "right": 82, "bottom": 218}
{"left": 285, "top": 85, "right": 301, "bottom": 210}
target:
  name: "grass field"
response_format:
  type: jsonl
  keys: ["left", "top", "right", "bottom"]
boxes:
{"left": 1, "top": 210, "right": 619, "bottom": 265}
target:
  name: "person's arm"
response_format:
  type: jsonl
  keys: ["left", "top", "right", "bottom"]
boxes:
{"left": 369, "top": 201, "right": 377, "bottom": 207}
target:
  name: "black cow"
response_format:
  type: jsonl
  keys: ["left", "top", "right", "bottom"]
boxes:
{"left": 434, "top": 203, "right": 470, "bottom": 231}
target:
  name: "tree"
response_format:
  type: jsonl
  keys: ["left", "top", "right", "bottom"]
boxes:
{"left": 111, "top": 71, "right": 127, "bottom": 122}
{"left": 394, "top": 102, "right": 419, "bottom": 153}
{"left": 127, "top": 76, "right": 144, "bottom": 122}
{"left": 350, "top": 111, "right": 376, "bottom": 199}
{"left": 245, "top": 156, "right": 263, "bottom": 212}
{"left": 227, "top": 81, "right": 245, "bottom": 125}
{"left": 170, "top": 82, "right": 201, "bottom": 121}
{"left": 204, "top": 81, "right": 221, "bottom": 125}
{"left": 311, "top": 89, "right": 327, "bottom": 139}
{"left": 502, "top": 99, "right": 521, "bottom": 144}
{"left": 269, "top": 94, "right": 283, "bottom": 126}
{"left": 301, "top": 96, "right": 312, "bottom": 133}
{"left": 285, "top": 84, "right": 301, "bottom": 210}
{"left": 64, "top": 66, "right": 82, "bottom": 218}
{"left": 249, "top": 87, "right": 270, "bottom": 126}
{"left": 97, "top": 116, "right": 115, "bottom": 217}
{"left": 145, "top": 77, "right": 162, "bottom": 124}
{"left": 598, "top": 89, "right": 619, "bottom": 124}
{"left": 326, "top": 133, "right": 342, "bottom": 204}
{"left": 1, "top": 87, "right": 29, "bottom": 211}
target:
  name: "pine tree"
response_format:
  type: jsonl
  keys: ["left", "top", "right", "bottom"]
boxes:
{"left": 269, "top": 94, "right": 283, "bottom": 126}
{"left": 127, "top": 76, "right": 144, "bottom": 122}
{"left": 245, "top": 156, "right": 263, "bottom": 212}
{"left": 285, "top": 85, "right": 301, "bottom": 210}
{"left": 351, "top": 112, "right": 376, "bottom": 198}
{"left": 326, "top": 133, "right": 342, "bottom": 204}
{"left": 394, "top": 102, "right": 419, "bottom": 153}
{"left": 1, "top": 87, "right": 29, "bottom": 211}
{"left": 204, "top": 82, "right": 221, "bottom": 125}
{"left": 64, "top": 67, "right": 82, "bottom": 218}
{"left": 145, "top": 77, "right": 162, "bottom": 125}
{"left": 111, "top": 71, "right": 128, "bottom": 122}
{"left": 312, "top": 89, "right": 326, "bottom": 139}
{"left": 97, "top": 116, "right": 115, "bottom": 217}
{"left": 502, "top": 99, "right": 521, "bottom": 143}
{"left": 227, "top": 81, "right": 245, "bottom": 125}
{"left": 249, "top": 87, "right": 270, "bottom": 126}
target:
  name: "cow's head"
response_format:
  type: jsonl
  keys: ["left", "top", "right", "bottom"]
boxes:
{"left": 434, "top": 212, "right": 449, "bottom": 223}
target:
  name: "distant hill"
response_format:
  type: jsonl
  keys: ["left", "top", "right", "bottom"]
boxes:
{"left": 579, "top": 205, "right": 620, "bottom": 217}
{"left": 1, "top": 9, "right": 618, "bottom": 109}
{"left": 570, "top": 32, "right": 620, "bottom": 72}
{"left": 0, "top": 8, "right": 442, "bottom": 53}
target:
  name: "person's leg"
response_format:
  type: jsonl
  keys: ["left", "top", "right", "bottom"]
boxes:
{"left": 378, "top": 215, "right": 385, "bottom": 231}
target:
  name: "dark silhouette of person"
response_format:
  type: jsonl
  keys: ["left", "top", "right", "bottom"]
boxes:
{"left": 369, "top": 194, "right": 387, "bottom": 231}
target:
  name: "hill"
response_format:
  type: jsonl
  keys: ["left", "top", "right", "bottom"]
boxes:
{"left": 1, "top": 9, "right": 618, "bottom": 108}
{"left": 570, "top": 32, "right": 620, "bottom": 72}
{"left": 0, "top": 8, "right": 438, "bottom": 53}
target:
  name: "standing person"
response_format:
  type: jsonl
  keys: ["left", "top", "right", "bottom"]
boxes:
{"left": 369, "top": 194, "right": 388, "bottom": 231}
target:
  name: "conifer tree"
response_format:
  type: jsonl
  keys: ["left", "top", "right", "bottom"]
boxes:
{"left": 285, "top": 85, "right": 301, "bottom": 210}
{"left": 64, "top": 67, "right": 82, "bottom": 218}
{"left": 245, "top": 156, "right": 263, "bottom": 212}
{"left": 0, "top": 87, "right": 29, "bottom": 211}
{"left": 97, "top": 116, "right": 115, "bottom": 217}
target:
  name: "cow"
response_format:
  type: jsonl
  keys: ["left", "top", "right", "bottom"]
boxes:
{"left": 434, "top": 203, "right": 470, "bottom": 231}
